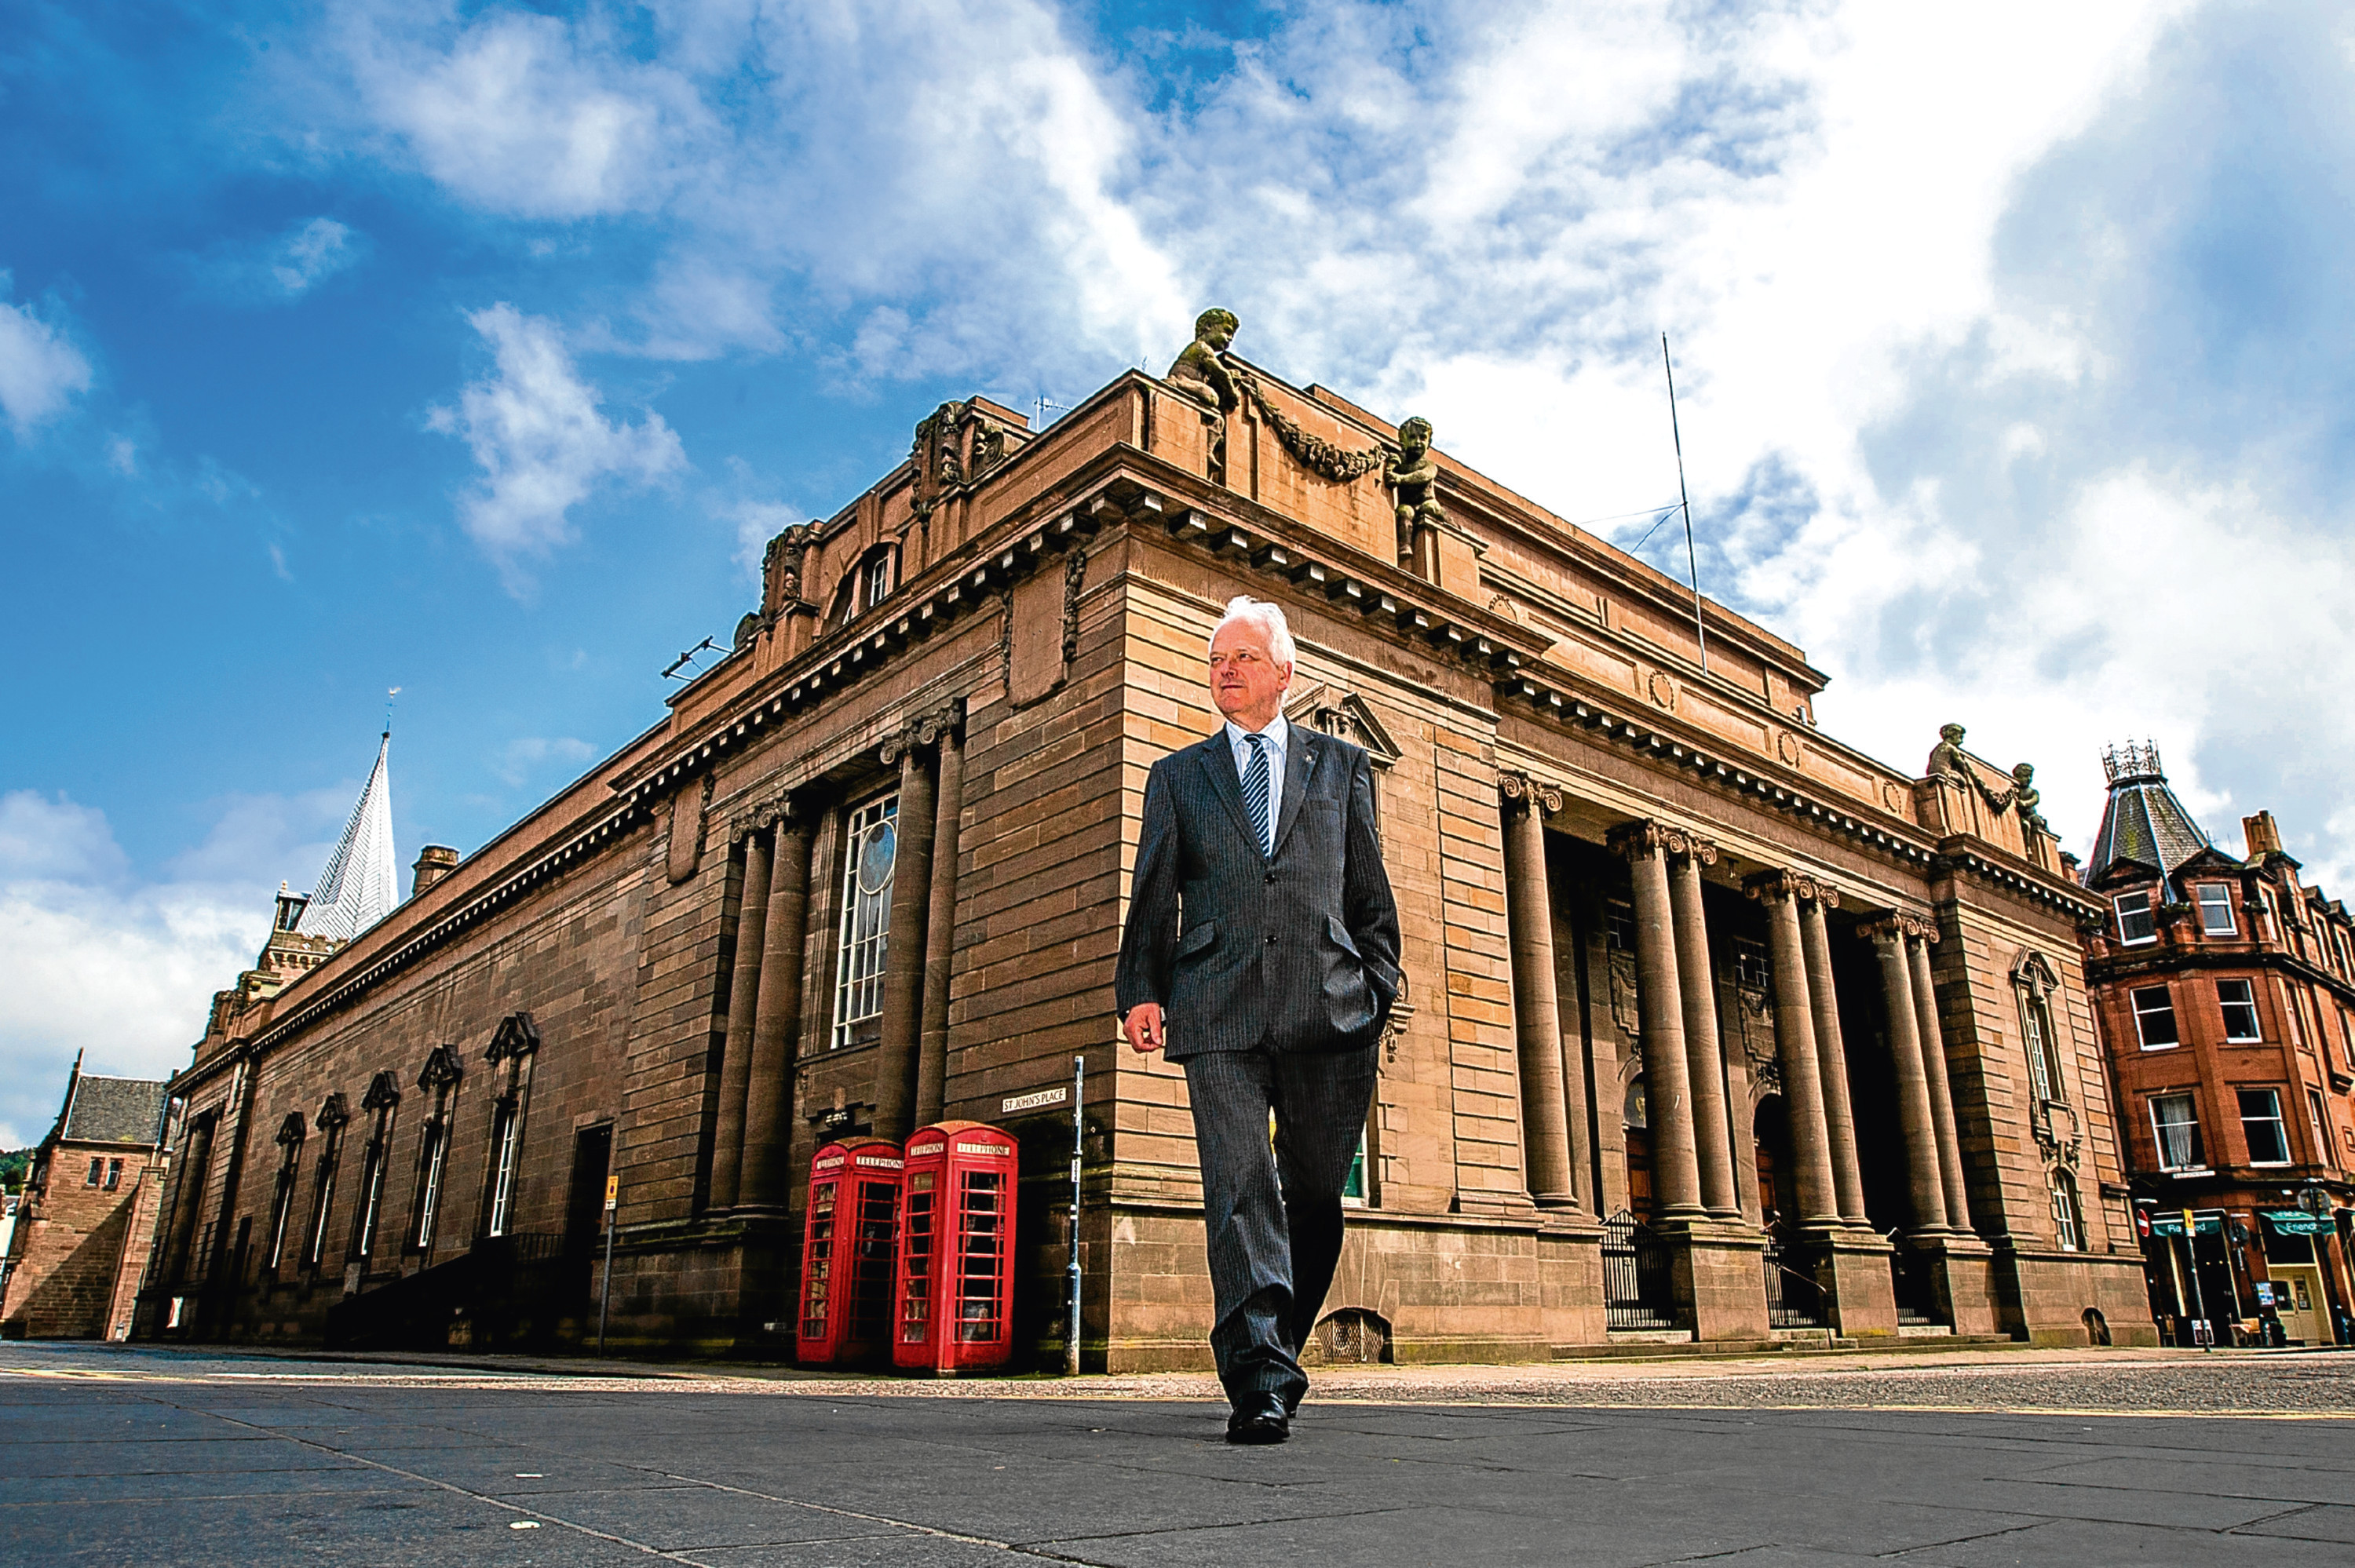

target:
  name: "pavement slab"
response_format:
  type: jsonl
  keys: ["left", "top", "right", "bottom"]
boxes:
{"left": 4, "top": 1341, "right": 2353, "bottom": 1566}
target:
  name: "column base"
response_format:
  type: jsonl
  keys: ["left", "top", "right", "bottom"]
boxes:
{"left": 1657, "top": 1217, "right": 1770, "bottom": 1341}
{"left": 1903, "top": 1231, "right": 1999, "bottom": 1336}
{"left": 1802, "top": 1223, "right": 1900, "bottom": 1339}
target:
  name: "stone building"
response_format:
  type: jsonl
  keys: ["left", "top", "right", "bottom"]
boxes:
{"left": 2, "top": 1059, "right": 173, "bottom": 1340}
{"left": 2077, "top": 745, "right": 2355, "bottom": 1346}
{"left": 136, "top": 322, "right": 2149, "bottom": 1359}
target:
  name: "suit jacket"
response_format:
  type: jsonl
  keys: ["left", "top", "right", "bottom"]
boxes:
{"left": 1115, "top": 725, "right": 1402, "bottom": 1059}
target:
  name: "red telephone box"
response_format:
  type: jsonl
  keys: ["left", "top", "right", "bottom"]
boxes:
{"left": 797, "top": 1136, "right": 904, "bottom": 1367}
{"left": 892, "top": 1121, "right": 1020, "bottom": 1373}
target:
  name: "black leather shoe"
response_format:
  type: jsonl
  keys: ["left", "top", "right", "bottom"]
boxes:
{"left": 1282, "top": 1385, "right": 1303, "bottom": 1419}
{"left": 1225, "top": 1392, "right": 1290, "bottom": 1445}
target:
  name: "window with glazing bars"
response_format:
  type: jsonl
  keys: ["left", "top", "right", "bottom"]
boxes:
{"left": 956, "top": 1169, "right": 1006, "bottom": 1343}
{"left": 2130, "top": 985, "right": 2179, "bottom": 1048}
{"left": 799, "top": 1184, "right": 836, "bottom": 1340}
{"left": 897, "top": 1175, "right": 936, "bottom": 1344}
{"left": 2238, "top": 1088, "right": 2291, "bottom": 1165}
{"left": 2050, "top": 1171, "right": 2083, "bottom": 1251}
{"left": 2021, "top": 988, "right": 2067, "bottom": 1103}
{"left": 831, "top": 795, "right": 898, "bottom": 1049}
{"left": 2149, "top": 1092, "right": 2202, "bottom": 1169}
{"left": 2216, "top": 979, "right": 2262, "bottom": 1042}
{"left": 485, "top": 1100, "right": 521, "bottom": 1238}
{"left": 2115, "top": 890, "right": 2156, "bottom": 945}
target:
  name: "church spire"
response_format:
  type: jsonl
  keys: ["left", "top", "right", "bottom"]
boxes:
{"left": 298, "top": 730, "right": 399, "bottom": 943}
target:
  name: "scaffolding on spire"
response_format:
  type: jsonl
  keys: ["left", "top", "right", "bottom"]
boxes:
{"left": 297, "top": 731, "right": 399, "bottom": 944}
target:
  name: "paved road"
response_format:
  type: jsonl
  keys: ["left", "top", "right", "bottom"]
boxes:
{"left": 4, "top": 1343, "right": 2352, "bottom": 1566}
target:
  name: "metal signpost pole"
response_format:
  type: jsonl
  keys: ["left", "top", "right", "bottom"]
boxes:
{"left": 598, "top": 1172, "right": 617, "bottom": 1356}
{"left": 2182, "top": 1209, "right": 2211, "bottom": 1351}
{"left": 1066, "top": 1053, "right": 1084, "bottom": 1377}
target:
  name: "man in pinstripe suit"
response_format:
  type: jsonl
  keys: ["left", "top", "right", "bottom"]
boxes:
{"left": 1116, "top": 595, "right": 1401, "bottom": 1444}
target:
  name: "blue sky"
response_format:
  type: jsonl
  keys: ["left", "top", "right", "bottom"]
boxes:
{"left": 5, "top": 1, "right": 2352, "bottom": 1146}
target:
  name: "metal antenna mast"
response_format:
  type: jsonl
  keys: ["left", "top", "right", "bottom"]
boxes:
{"left": 1662, "top": 334, "right": 1707, "bottom": 677}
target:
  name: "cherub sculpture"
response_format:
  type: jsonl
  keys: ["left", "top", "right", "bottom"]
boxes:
{"left": 1386, "top": 417, "right": 1444, "bottom": 563}
{"left": 1926, "top": 724, "right": 1971, "bottom": 783}
{"left": 1165, "top": 308, "right": 1241, "bottom": 414}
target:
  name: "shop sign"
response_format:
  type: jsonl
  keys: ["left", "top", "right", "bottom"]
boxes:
{"left": 2147, "top": 1211, "right": 2222, "bottom": 1236}
{"left": 2259, "top": 1208, "right": 2332, "bottom": 1235}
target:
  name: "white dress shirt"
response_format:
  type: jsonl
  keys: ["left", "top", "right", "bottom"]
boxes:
{"left": 1224, "top": 714, "right": 1289, "bottom": 852}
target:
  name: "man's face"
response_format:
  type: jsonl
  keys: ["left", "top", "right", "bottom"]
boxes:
{"left": 1210, "top": 620, "right": 1291, "bottom": 724}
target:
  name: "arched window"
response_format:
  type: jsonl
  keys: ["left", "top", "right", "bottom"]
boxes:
{"left": 2050, "top": 1169, "right": 2084, "bottom": 1252}
{"left": 2012, "top": 953, "right": 2069, "bottom": 1105}
{"left": 265, "top": 1114, "right": 306, "bottom": 1273}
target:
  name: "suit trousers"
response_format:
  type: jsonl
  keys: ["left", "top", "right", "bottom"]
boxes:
{"left": 1181, "top": 1043, "right": 1378, "bottom": 1406}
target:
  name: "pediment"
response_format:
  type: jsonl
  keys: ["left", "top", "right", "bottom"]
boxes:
{"left": 1286, "top": 684, "right": 1401, "bottom": 765}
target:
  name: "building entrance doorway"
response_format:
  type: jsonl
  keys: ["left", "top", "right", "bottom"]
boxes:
{"left": 1752, "top": 1096, "right": 1796, "bottom": 1229}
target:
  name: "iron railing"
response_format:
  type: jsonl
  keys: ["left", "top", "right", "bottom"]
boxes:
{"left": 1602, "top": 1209, "right": 1676, "bottom": 1330}
{"left": 1762, "top": 1232, "right": 1825, "bottom": 1329}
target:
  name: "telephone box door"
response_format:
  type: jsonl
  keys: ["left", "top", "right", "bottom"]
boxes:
{"left": 797, "top": 1137, "right": 904, "bottom": 1367}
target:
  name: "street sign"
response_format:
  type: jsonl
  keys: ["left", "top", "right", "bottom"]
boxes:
{"left": 1002, "top": 1085, "right": 1068, "bottom": 1114}
{"left": 604, "top": 1174, "right": 619, "bottom": 1212}
{"left": 2134, "top": 1207, "right": 2151, "bottom": 1239}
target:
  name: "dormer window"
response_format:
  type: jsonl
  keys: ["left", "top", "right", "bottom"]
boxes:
{"left": 2114, "top": 890, "right": 2156, "bottom": 946}
{"left": 2194, "top": 883, "right": 2236, "bottom": 936}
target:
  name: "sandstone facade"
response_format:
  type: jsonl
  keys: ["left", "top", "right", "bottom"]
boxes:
{"left": 137, "top": 356, "right": 2150, "bottom": 1359}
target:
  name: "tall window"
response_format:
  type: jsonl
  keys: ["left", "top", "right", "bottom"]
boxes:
{"left": 485, "top": 1099, "right": 522, "bottom": 1238}
{"left": 2115, "top": 890, "right": 2156, "bottom": 946}
{"left": 354, "top": 1136, "right": 387, "bottom": 1261}
{"left": 2017, "top": 967, "right": 2068, "bottom": 1104}
{"left": 2050, "top": 1169, "right": 2084, "bottom": 1252}
{"left": 2342, "top": 1009, "right": 2355, "bottom": 1074}
{"left": 413, "top": 1122, "right": 448, "bottom": 1253}
{"left": 305, "top": 1101, "right": 345, "bottom": 1267}
{"left": 104, "top": 1158, "right": 123, "bottom": 1191}
{"left": 84, "top": 1158, "right": 102, "bottom": 1186}
{"left": 1734, "top": 937, "right": 1771, "bottom": 990}
{"left": 1605, "top": 899, "right": 1636, "bottom": 953}
{"left": 2130, "top": 985, "right": 2180, "bottom": 1049}
{"left": 2149, "top": 1092, "right": 2203, "bottom": 1170}
{"left": 266, "top": 1117, "right": 305, "bottom": 1271}
{"left": 2216, "top": 979, "right": 2262, "bottom": 1042}
{"left": 2195, "top": 883, "right": 2236, "bottom": 936}
{"left": 864, "top": 550, "right": 893, "bottom": 611}
{"left": 2238, "top": 1088, "right": 2291, "bottom": 1165}
{"left": 2308, "top": 1089, "right": 2333, "bottom": 1167}
{"left": 831, "top": 793, "right": 899, "bottom": 1050}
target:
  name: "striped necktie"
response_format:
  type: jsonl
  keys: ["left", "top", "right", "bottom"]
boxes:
{"left": 1242, "top": 733, "right": 1271, "bottom": 857}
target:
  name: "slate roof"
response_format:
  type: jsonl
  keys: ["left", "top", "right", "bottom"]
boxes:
{"left": 2083, "top": 742, "right": 2212, "bottom": 886}
{"left": 60, "top": 1074, "right": 170, "bottom": 1146}
{"left": 297, "top": 731, "right": 399, "bottom": 944}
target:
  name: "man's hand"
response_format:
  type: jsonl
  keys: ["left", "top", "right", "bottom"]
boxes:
{"left": 1123, "top": 1002, "right": 1165, "bottom": 1055}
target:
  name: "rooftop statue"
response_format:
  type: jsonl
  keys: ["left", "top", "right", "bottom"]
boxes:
{"left": 1166, "top": 308, "right": 1241, "bottom": 414}
{"left": 1386, "top": 416, "right": 1444, "bottom": 567}
{"left": 1926, "top": 724, "right": 1972, "bottom": 783}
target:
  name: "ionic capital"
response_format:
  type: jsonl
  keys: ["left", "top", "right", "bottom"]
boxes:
{"left": 881, "top": 696, "right": 966, "bottom": 764}
{"left": 1607, "top": 819, "right": 1672, "bottom": 861}
{"left": 1661, "top": 826, "right": 1719, "bottom": 866}
{"left": 1744, "top": 868, "right": 1838, "bottom": 907}
{"left": 1856, "top": 910, "right": 1935, "bottom": 945}
{"left": 1499, "top": 771, "right": 1564, "bottom": 816}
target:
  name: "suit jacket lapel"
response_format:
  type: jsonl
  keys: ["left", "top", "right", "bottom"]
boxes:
{"left": 1270, "top": 729, "right": 1317, "bottom": 858}
{"left": 1192, "top": 735, "right": 1261, "bottom": 852}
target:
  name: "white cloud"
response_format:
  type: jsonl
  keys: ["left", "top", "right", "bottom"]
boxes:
{"left": 294, "top": 1, "right": 2355, "bottom": 880}
{"left": 0, "top": 277, "right": 95, "bottom": 437}
{"left": 494, "top": 735, "right": 596, "bottom": 788}
{"left": 269, "top": 217, "right": 363, "bottom": 297}
{"left": 426, "top": 303, "right": 684, "bottom": 585}
{"left": 0, "top": 789, "right": 349, "bottom": 1148}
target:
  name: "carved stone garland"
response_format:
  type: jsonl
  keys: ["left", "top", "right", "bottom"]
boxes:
{"left": 1236, "top": 372, "right": 1390, "bottom": 483}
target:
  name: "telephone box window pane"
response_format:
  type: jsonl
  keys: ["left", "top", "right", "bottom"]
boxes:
{"left": 2216, "top": 979, "right": 2262, "bottom": 1042}
{"left": 2196, "top": 884, "right": 2236, "bottom": 936}
{"left": 2116, "top": 891, "right": 2156, "bottom": 945}
{"left": 898, "top": 1179, "right": 936, "bottom": 1344}
{"left": 799, "top": 1185, "right": 836, "bottom": 1341}
{"left": 2131, "top": 986, "right": 2179, "bottom": 1048}
{"left": 831, "top": 795, "right": 898, "bottom": 1050}
{"left": 2238, "top": 1088, "right": 2291, "bottom": 1165}
{"left": 956, "top": 1169, "right": 1007, "bottom": 1343}
{"left": 2149, "top": 1093, "right": 2202, "bottom": 1170}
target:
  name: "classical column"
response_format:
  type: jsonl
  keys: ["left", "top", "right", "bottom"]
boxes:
{"left": 737, "top": 815, "right": 813, "bottom": 1214}
{"left": 708, "top": 829, "right": 772, "bottom": 1212}
{"left": 1862, "top": 914, "right": 1950, "bottom": 1233}
{"left": 1797, "top": 892, "right": 1869, "bottom": 1223}
{"left": 871, "top": 706, "right": 948, "bottom": 1143}
{"left": 1907, "top": 928, "right": 1973, "bottom": 1232}
{"left": 913, "top": 713, "right": 967, "bottom": 1129}
{"left": 1502, "top": 774, "right": 1575, "bottom": 1207}
{"left": 1611, "top": 822, "right": 1703, "bottom": 1220}
{"left": 1744, "top": 872, "right": 1837, "bottom": 1223}
{"left": 1665, "top": 832, "right": 1738, "bottom": 1217}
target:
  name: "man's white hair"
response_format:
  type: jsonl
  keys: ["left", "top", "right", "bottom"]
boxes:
{"left": 1210, "top": 595, "right": 1296, "bottom": 665}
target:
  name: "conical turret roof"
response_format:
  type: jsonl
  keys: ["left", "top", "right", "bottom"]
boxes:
{"left": 2083, "top": 741, "right": 2211, "bottom": 886}
{"left": 297, "top": 732, "right": 399, "bottom": 943}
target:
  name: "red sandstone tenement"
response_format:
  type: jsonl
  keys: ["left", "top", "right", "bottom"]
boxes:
{"left": 2, "top": 1063, "right": 171, "bottom": 1340}
{"left": 133, "top": 327, "right": 2151, "bottom": 1362}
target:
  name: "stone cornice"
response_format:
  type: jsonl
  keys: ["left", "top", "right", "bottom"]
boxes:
{"left": 1932, "top": 841, "right": 2107, "bottom": 921}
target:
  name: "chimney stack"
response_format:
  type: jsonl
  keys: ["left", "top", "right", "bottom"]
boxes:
{"left": 2242, "top": 811, "right": 2283, "bottom": 859}
{"left": 411, "top": 844, "right": 459, "bottom": 899}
